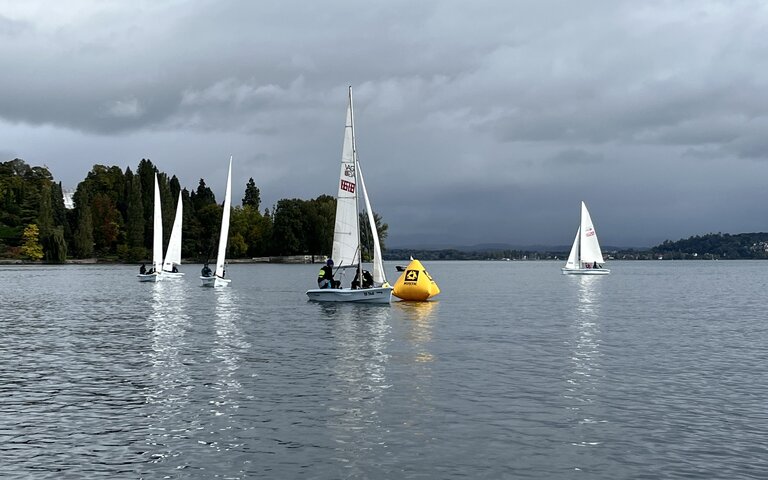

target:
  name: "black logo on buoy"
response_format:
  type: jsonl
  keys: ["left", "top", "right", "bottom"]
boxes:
{"left": 405, "top": 270, "right": 420, "bottom": 282}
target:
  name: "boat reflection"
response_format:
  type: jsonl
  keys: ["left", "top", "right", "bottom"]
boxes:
{"left": 211, "top": 287, "right": 248, "bottom": 410}
{"left": 146, "top": 280, "right": 192, "bottom": 463}
{"left": 320, "top": 303, "right": 391, "bottom": 473}
{"left": 395, "top": 300, "right": 439, "bottom": 363}
{"left": 564, "top": 275, "right": 606, "bottom": 451}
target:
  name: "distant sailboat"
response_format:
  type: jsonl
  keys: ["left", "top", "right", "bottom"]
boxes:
{"left": 200, "top": 157, "right": 232, "bottom": 287}
{"left": 138, "top": 174, "right": 163, "bottom": 282}
{"left": 306, "top": 87, "right": 392, "bottom": 303}
{"left": 162, "top": 191, "right": 184, "bottom": 278}
{"left": 562, "top": 201, "right": 610, "bottom": 275}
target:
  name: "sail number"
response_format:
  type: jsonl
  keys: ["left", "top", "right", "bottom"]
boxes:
{"left": 340, "top": 180, "right": 355, "bottom": 193}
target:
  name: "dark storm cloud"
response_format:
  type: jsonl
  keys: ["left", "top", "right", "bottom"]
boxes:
{"left": 2, "top": 0, "right": 768, "bottom": 246}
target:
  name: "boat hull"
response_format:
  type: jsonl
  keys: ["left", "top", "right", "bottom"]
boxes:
{"left": 137, "top": 273, "right": 162, "bottom": 282}
{"left": 200, "top": 276, "right": 231, "bottom": 287}
{"left": 162, "top": 271, "right": 185, "bottom": 279}
{"left": 561, "top": 268, "right": 611, "bottom": 275}
{"left": 306, "top": 286, "right": 393, "bottom": 304}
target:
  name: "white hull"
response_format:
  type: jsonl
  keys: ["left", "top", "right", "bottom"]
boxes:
{"left": 137, "top": 273, "right": 162, "bottom": 282}
{"left": 162, "top": 271, "right": 185, "bottom": 278}
{"left": 200, "top": 276, "right": 231, "bottom": 287}
{"left": 306, "top": 286, "right": 393, "bottom": 304}
{"left": 561, "top": 268, "right": 611, "bottom": 275}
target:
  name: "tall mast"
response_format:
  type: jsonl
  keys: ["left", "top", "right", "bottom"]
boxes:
{"left": 349, "top": 86, "right": 363, "bottom": 283}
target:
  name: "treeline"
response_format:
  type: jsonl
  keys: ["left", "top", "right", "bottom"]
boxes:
{"left": 0, "top": 158, "right": 387, "bottom": 262}
{"left": 650, "top": 232, "right": 768, "bottom": 259}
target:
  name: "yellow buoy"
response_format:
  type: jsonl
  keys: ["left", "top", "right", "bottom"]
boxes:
{"left": 393, "top": 258, "right": 440, "bottom": 301}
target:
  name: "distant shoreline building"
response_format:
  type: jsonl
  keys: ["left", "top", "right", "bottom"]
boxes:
{"left": 62, "top": 189, "right": 75, "bottom": 209}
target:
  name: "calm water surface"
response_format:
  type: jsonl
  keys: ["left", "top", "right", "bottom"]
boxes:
{"left": 1, "top": 261, "right": 767, "bottom": 479}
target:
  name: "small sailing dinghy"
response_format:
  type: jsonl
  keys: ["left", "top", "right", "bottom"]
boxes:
{"left": 200, "top": 157, "right": 233, "bottom": 287}
{"left": 162, "top": 191, "right": 184, "bottom": 278}
{"left": 138, "top": 174, "right": 164, "bottom": 282}
{"left": 561, "top": 201, "right": 610, "bottom": 275}
{"left": 306, "top": 87, "right": 392, "bottom": 304}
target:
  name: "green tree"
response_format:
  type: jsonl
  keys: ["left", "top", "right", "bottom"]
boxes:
{"left": 42, "top": 226, "right": 67, "bottom": 263}
{"left": 125, "top": 174, "right": 144, "bottom": 247}
{"left": 73, "top": 206, "right": 94, "bottom": 258}
{"left": 20, "top": 224, "right": 44, "bottom": 260}
{"left": 91, "top": 193, "right": 122, "bottom": 254}
{"left": 242, "top": 177, "right": 261, "bottom": 209}
{"left": 360, "top": 211, "right": 388, "bottom": 261}
{"left": 271, "top": 199, "right": 307, "bottom": 255}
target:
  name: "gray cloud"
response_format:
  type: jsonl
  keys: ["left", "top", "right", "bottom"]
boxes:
{"left": 2, "top": 0, "right": 768, "bottom": 247}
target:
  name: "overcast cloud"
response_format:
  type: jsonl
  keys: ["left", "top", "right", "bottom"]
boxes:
{"left": 1, "top": 0, "right": 767, "bottom": 247}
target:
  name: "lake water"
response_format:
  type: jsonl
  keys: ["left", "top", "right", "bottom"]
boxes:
{"left": 1, "top": 260, "right": 767, "bottom": 479}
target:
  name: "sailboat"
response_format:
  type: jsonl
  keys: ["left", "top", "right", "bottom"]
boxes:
{"left": 200, "top": 157, "right": 232, "bottom": 287}
{"left": 306, "top": 87, "right": 393, "bottom": 304}
{"left": 562, "top": 201, "right": 611, "bottom": 275}
{"left": 162, "top": 191, "right": 184, "bottom": 278}
{"left": 137, "top": 173, "right": 163, "bottom": 282}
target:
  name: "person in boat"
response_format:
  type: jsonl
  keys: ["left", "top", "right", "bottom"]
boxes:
{"left": 317, "top": 259, "right": 337, "bottom": 289}
{"left": 593, "top": 261, "right": 599, "bottom": 269}
{"left": 139, "top": 263, "right": 146, "bottom": 275}
{"left": 172, "top": 265, "right": 179, "bottom": 273}
{"left": 352, "top": 269, "right": 374, "bottom": 289}
{"left": 201, "top": 263, "right": 212, "bottom": 277}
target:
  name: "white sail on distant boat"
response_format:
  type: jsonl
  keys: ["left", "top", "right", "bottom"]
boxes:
{"left": 562, "top": 201, "right": 610, "bottom": 275}
{"left": 162, "top": 191, "right": 184, "bottom": 278}
{"left": 138, "top": 174, "right": 163, "bottom": 282}
{"left": 306, "top": 86, "right": 393, "bottom": 303}
{"left": 200, "top": 157, "right": 232, "bottom": 287}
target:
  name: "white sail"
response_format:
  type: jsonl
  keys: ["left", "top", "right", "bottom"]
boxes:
{"left": 564, "top": 227, "right": 580, "bottom": 269}
{"left": 330, "top": 92, "right": 360, "bottom": 269}
{"left": 357, "top": 160, "right": 387, "bottom": 286}
{"left": 579, "top": 201, "right": 605, "bottom": 264}
{"left": 214, "top": 157, "right": 232, "bottom": 278}
{"left": 152, "top": 174, "right": 163, "bottom": 272}
{"left": 163, "top": 191, "right": 183, "bottom": 272}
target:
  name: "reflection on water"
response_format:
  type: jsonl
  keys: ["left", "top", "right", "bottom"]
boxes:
{"left": 146, "top": 280, "right": 192, "bottom": 464}
{"left": 395, "top": 301, "right": 439, "bottom": 363}
{"left": 209, "top": 288, "right": 249, "bottom": 449}
{"left": 317, "top": 303, "right": 391, "bottom": 474}
{"left": 565, "top": 276, "right": 606, "bottom": 451}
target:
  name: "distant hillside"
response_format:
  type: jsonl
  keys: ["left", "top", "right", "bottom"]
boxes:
{"left": 385, "top": 233, "right": 768, "bottom": 261}
{"left": 651, "top": 232, "right": 768, "bottom": 259}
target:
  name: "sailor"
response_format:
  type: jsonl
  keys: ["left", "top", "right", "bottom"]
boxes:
{"left": 593, "top": 261, "right": 599, "bottom": 269}
{"left": 172, "top": 265, "right": 179, "bottom": 273}
{"left": 352, "top": 269, "right": 374, "bottom": 289}
{"left": 317, "top": 259, "right": 335, "bottom": 289}
{"left": 201, "top": 263, "right": 212, "bottom": 277}
{"left": 139, "top": 263, "right": 146, "bottom": 275}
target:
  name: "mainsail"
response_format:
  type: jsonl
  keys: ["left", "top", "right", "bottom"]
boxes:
{"left": 214, "top": 157, "right": 232, "bottom": 278}
{"left": 163, "top": 191, "right": 183, "bottom": 272}
{"left": 579, "top": 201, "right": 605, "bottom": 264}
{"left": 152, "top": 174, "right": 163, "bottom": 272}
{"left": 331, "top": 93, "right": 361, "bottom": 269}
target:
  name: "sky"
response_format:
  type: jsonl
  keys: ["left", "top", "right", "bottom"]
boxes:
{"left": 1, "top": 0, "right": 767, "bottom": 248}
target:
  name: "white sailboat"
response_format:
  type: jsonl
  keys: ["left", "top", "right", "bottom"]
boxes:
{"left": 562, "top": 201, "right": 610, "bottom": 275}
{"left": 138, "top": 173, "right": 163, "bottom": 282}
{"left": 306, "top": 87, "right": 393, "bottom": 304}
{"left": 162, "top": 191, "right": 184, "bottom": 278}
{"left": 200, "top": 157, "right": 233, "bottom": 287}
